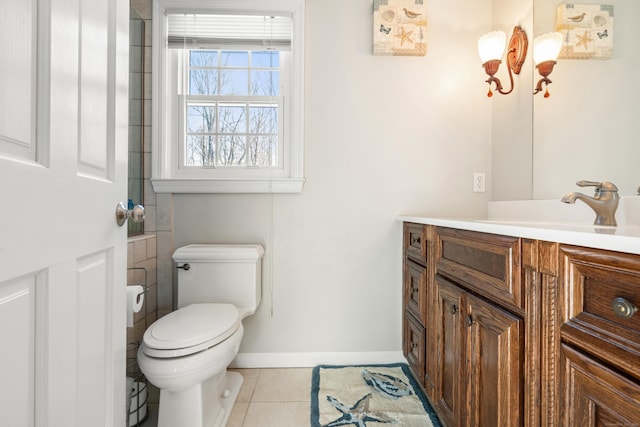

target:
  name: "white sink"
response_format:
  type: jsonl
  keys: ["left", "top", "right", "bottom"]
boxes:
{"left": 487, "top": 197, "right": 640, "bottom": 228}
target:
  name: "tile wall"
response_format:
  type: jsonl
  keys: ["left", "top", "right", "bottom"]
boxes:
{"left": 130, "top": 0, "right": 175, "bottom": 320}
{"left": 127, "top": 0, "right": 175, "bottom": 413}
{"left": 127, "top": 235, "right": 158, "bottom": 343}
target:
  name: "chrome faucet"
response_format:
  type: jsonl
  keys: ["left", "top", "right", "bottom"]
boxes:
{"left": 561, "top": 180, "right": 619, "bottom": 226}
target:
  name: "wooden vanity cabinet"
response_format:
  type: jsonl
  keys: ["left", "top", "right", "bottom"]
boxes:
{"left": 559, "top": 245, "right": 640, "bottom": 426}
{"left": 402, "top": 221, "right": 640, "bottom": 427}
{"left": 402, "top": 224, "right": 556, "bottom": 427}
{"left": 402, "top": 223, "right": 435, "bottom": 396}
{"left": 433, "top": 227, "right": 524, "bottom": 427}
{"left": 434, "top": 275, "right": 524, "bottom": 427}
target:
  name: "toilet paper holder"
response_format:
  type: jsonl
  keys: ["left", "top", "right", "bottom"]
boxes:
{"left": 127, "top": 284, "right": 149, "bottom": 296}
{"left": 126, "top": 284, "right": 147, "bottom": 328}
{"left": 127, "top": 267, "right": 149, "bottom": 296}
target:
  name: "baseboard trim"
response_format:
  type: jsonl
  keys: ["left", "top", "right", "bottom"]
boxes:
{"left": 230, "top": 351, "right": 406, "bottom": 368}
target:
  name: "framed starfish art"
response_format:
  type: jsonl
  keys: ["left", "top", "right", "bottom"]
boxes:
{"left": 373, "top": 0, "right": 427, "bottom": 56}
{"left": 556, "top": 4, "right": 614, "bottom": 59}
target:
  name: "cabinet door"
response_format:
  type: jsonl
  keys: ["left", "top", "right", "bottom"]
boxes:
{"left": 435, "top": 276, "right": 465, "bottom": 427}
{"left": 466, "top": 293, "right": 524, "bottom": 427}
{"left": 561, "top": 344, "right": 640, "bottom": 427}
{"left": 404, "top": 311, "right": 426, "bottom": 387}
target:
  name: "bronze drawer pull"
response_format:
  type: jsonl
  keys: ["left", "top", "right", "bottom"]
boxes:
{"left": 450, "top": 305, "right": 458, "bottom": 315}
{"left": 612, "top": 297, "right": 637, "bottom": 319}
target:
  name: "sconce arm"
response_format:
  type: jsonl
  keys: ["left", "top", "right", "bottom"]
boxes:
{"left": 488, "top": 64, "right": 514, "bottom": 95}
{"left": 482, "top": 57, "right": 515, "bottom": 96}
{"left": 534, "top": 60, "right": 557, "bottom": 98}
{"left": 534, "top": 76, "right": 552, "bottom": 95}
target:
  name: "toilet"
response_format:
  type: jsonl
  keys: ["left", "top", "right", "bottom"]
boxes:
{"left": 137, "top": 244, "right": 264, "bottom": 427}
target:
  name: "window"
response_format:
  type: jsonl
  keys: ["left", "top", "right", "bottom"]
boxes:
{"left": 151, "top": 0, "right": 305, "bottom": 193}
{"left": 181, "top": 50, "right": 282, "bottom": 168}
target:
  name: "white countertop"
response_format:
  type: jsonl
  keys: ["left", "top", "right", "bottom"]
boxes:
{"left": 398, "top": 215, "right": 640, "bottom": 255}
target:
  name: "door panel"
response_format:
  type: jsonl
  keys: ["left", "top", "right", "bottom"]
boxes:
{"left": 79, "top": 0, "right": 111, "bottom": 177}
{"left": 0, "top": 0, "right": 128, "bottom": 425}
{"left": 0, "top": 276, "right": 37, "bottom": 427}
{"left": 467, "top": 293, "right": 524, "bottom": 427}
{"left": 76, "top": 252, "right": 112, "bottom": 425}
{"left": 435, "top": 275, "right": 465, "bottom": 427}
{"left": 0, "top": 0, "right": 37, "bottom": 160}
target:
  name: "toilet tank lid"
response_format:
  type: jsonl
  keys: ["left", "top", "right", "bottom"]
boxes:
{"left": 173, "top": 244, "right": 265, "bottom": 262}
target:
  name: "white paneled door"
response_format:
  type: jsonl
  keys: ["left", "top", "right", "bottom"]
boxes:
{"left": 0, "top": 0, "right": 128, "bottom": 426}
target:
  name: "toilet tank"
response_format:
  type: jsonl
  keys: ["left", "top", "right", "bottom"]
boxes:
{"left": 173, "top": 244, "right": 264, "bottom": 316}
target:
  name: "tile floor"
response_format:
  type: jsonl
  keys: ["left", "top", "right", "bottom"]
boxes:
{"left": 139, "top": 368, "right": 313, "bottom": 427}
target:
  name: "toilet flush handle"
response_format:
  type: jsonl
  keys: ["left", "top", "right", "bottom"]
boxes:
{"left": 176, "top": 263, "right": 191, "bottom": 271}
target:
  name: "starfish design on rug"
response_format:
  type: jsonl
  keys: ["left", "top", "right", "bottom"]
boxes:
{"left": 323, "top": 393, "right": 396, "bottom": 427}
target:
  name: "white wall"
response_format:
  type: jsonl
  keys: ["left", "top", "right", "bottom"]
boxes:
{"left": 491, "top": 0, "right": 534, "bottom": 200}
{"left": 173, "top": 0, "right": 493, "bottom": 362}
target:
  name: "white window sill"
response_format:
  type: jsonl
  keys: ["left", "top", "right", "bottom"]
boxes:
{"left": 150, "top": 177, "right": 305, "bottom": 194}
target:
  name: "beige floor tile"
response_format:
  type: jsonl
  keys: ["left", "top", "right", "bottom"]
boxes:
{"left": 226, "top": 402, "right": 249, "bottom": 427}
{"left": 231, "top": 369, "right": 260, "bottom": 403}
{"left": 251, "top": 368, "right": 312, "bottom": 402}
{"left": 241, "top": 401, "right": 310, "bottom": 427}
{"left": 138, "top": 368, "right": 313, "bottom": 426}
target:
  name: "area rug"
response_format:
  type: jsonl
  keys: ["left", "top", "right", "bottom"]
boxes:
{"left": 311, "top": 363, "right": 442, "bottom": 427}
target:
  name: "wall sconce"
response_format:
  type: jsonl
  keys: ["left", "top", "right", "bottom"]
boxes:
{"left": 533, "top": 32, "right": 563, "bottom": 98}
{"left": 478, "top": 26, "right": 528, "bottom": 97}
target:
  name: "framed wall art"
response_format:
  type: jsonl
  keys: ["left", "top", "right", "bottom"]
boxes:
{"left": 556, "top": 4, "right": 614, "bottom": 59}
{"left": 373, "top": 0, "right": 427, "bottom": 56}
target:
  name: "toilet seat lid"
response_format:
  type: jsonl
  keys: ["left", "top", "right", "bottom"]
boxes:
{"left": 142, "top": 303, "right": 240, "bottom": 358}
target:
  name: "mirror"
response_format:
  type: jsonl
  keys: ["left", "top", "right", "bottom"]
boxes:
{"left": 128, "top": 8, "right": 145, "bottom": 235}
{"left": 494, "top": 0, "right": 640, "bottom": 201}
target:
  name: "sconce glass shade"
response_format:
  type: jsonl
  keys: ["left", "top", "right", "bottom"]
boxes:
{"left": 533, "top": 32, "right": 563, "bottom": 65}
{"left": 478, "top": 31, "right": 506, "bottom": 63}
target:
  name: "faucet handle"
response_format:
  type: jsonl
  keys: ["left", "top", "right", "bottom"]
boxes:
{"left": 576, "top": 180, "right": 619, "bottom": 192}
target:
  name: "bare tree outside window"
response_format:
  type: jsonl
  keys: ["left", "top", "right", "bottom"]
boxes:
{"left": 184, "top": 50, "right": 280, "bottom": 168}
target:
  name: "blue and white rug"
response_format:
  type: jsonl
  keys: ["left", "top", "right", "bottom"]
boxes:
{"left": 311, "top": 363, "right": 441, "bottom": 427}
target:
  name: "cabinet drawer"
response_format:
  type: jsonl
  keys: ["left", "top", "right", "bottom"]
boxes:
{"left": 561, "top": 343, "right": 640, "bottom": 426}
{"left": 404, "top": 223, "right": 428, "bottom": 265}
{"left": 404, "top": 259, "right": 428, "bottom": 325}
{"left": 561, "top": 245, "right": 640, "bottom": 379}
{"left": 403, "top": 312, "right": 426, "bottom": 388}
{"left": 435, "top": 227, "right": 522, "bottom": 310}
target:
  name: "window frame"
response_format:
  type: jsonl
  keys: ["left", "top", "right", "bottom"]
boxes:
{"left": 151, "top": 0, "right": 305, "bottom": 194}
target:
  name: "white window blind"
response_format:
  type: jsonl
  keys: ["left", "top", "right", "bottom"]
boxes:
{"left": 167, "top": 13, "right": 292, "bottom": 50}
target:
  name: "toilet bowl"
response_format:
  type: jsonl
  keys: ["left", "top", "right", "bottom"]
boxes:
{"left": 137, "top": 244, "right": 264, "bottom": 427}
